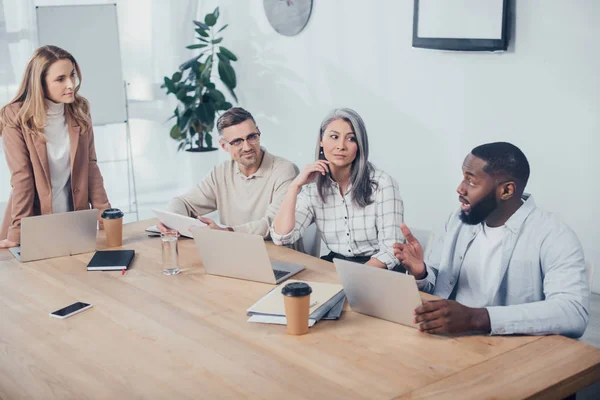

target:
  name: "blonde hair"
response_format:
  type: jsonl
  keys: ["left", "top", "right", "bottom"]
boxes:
{"left": 0, "top": 45, "right": 91, "bottom": 138}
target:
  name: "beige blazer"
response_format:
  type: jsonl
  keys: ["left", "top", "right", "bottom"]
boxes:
{"left": 0, "top": 102, "right": 110, "bottom": 243}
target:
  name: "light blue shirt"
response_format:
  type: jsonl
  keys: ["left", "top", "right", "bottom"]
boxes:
{"left": 417, "top": 195, "right": 589, "bottom": 338}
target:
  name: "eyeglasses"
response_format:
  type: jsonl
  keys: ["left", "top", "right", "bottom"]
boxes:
{"left": 222, "top": 132, "right": 261, "bottom": 148}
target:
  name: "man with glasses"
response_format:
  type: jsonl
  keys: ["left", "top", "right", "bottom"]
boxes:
{"left": 163, "top": 107, "right": 298, "bottom": 237}
{"left": 394, "top": 142, "right": 589, "bottom": 338}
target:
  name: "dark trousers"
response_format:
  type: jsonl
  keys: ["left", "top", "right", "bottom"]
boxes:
{"left": 320, "top": 252, "right": 406, "bottom": 273}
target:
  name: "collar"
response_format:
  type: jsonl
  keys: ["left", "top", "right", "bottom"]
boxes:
{"left": 503, "top": 194, "right": 536, "bottom": 234}
{"left": 326, "top": 175, "right": 353, "bottom": 195}
{"left": 45, "top": 98, "right": 65, "bottom": 117}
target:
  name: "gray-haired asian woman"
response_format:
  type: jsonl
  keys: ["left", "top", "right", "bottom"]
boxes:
{"left": 271, "top": 108, "right": 405, "bottom": 270}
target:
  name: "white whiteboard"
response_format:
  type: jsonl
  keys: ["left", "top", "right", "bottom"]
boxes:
{"left": 36, "top": 4, "right": 126, "bottom": 125}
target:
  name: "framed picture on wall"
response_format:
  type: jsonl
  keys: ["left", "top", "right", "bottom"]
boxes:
{"left": 412, "top": 0, "right": 509, "bottom": 51}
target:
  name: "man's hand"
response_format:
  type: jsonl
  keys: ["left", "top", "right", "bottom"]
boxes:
{"left": 157, "top": 222, "right": 171, "bottom": 234}
{"left": 414, "top": 300, "right": 491, "bottom": 335}
{"left": 0, "top": 239, "right": 19, "bottom": 249}
{"left": 393, "top": 223, "right": 426, "bottom": 279}
{"left": 198, "top": 216, "right": 232, "bottom": 232}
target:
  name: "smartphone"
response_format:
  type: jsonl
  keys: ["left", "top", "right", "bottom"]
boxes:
{"left": 49, "top": 302, "right": 93, "bottom": 319}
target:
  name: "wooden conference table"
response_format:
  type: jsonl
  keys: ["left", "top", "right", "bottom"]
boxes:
{"left": 0, "top": 219, "right": 599, "bottom": 399}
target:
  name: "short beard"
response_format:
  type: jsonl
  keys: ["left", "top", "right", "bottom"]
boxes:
{"left": 459, "top": 189, "right": 498, "bottom": 225}
{"left": 236, "top": 151, "right": 259, "bottom": 168}
{"left": 237, "top": 156, "right": 257, "bottom": 168}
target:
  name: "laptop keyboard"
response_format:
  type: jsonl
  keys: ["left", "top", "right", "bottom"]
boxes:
{"left": 273, "top": 269, "right": 288, "bottom": 280}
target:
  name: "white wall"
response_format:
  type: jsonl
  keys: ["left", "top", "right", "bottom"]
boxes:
{"left": 1, "top": 0, "right": 598, "bottom": 292}
{"left": 198, "top": 0, "right": 600, "bottom": 290}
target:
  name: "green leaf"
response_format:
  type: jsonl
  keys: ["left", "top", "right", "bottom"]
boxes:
{"left": 170, "top": 124, "right": 182, "bottom": 140}
{"left": 213, "top": 7, "right": 220, "bottom": 19}
{"left": 218, "top": 24, "right": 228, "bottom": 33}
{"left": 186, "top": 44, "right": 208, "bottom": 49}
{"left": 163, "top": 77, "right": 176, "bottom": 93}
{"left": 179, "top": 54, "right": 201, "bottom": 70}
{"left": 200, "top": 55, "right": 213, "bottom": 83}
{"left": 221, "top": 101, "right": 233, "bottom": 110}
{"left": 205, "top": 82, "right": 216, "bottom": 90}
{"left": 198, "top": 37, "right": 210, "bottom": 43}
{"left": 205, "top": 132, "right": 213, "bottom": 149}
{"left": 182, "top": 96, "right": 195, "bottom": 104}
{"left": 218, "top": 59, "right": 237, "bottom": 89}
{"left": 172, "top": 72, "right": 182, "bottom": 82}
{"left": 176, "top": 87, "right": 187, "bottom": 100}
{"left": 188, "top": 61, "right": 201, "bottom": 75}
{"left": 179, "top": 109, "right": 193, "bottom": 131}
{"left": 219, "top": 46, "right": 238, "bottom": 61}
{"left": 205, "top": 13, "right": 217, "bottom": 26}
{"left": 196, "top": 103, "right": 215, "bottom": 126}
{"left": 211, "top": 38, "right": 223, "bottom": 44}
{"left": 177, "top": 141, "right": 186, "bottom": 151}
{"left": 195, "top": 28, "right": 209, "bottom": 37}
{"left": 193, "top": 20, "right": 209, "bottom": 30}
{"left": 216, "top": 53, "right": 228, "bottom": 64}
{"left": 225, "top": 85, "right": 238, "bottom": 103}
{"left": 208, "top": 89, "right": 226, "bottom": 104}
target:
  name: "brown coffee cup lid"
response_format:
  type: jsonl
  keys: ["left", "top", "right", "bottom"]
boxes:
{"left": 281, "top": 282, "right": 312, "bottom": 297}
{"left": 101, "top": 208, "right": 124, "bottom": 219}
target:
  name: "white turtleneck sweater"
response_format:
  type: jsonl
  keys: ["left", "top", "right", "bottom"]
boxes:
{"left": 44, "top": 99, "right": 72, "bottom": 214}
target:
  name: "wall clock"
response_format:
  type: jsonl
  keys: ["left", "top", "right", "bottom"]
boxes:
{"left": 263, "top": 0, "right": 313, "bottom": 36}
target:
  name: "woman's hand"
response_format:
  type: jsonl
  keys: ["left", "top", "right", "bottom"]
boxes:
{"left": 291, "top": 160, "right": 330, "bottom": 189}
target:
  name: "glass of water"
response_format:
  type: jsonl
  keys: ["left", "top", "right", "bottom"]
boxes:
{"left": 161, "top": 230, "right": 180, "bottom": 275}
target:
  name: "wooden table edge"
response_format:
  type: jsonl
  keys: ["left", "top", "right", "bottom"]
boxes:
{"left": 393, "top": 335, "right": 600, "bottom": 400}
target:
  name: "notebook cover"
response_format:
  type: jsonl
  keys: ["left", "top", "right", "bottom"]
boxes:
{"left": 246, "top": 280, "right": 344, "bottom": 321}
{"left": 87, "top": 250, "right": 135, "bottom": 271}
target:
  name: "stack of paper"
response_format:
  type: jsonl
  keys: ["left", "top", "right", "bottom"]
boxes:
{"left": 146, "top": 210, "right": 223, "bottom": 237}
{"left": 247, "top": 280, "right": 345, "bottom": 327}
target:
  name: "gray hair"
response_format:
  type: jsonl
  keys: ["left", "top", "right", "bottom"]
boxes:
{"left": 315, "top": 108, "right": 377, "bottom": 208}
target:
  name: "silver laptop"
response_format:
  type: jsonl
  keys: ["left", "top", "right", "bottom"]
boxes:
{"left": 334, "top": 258, "right": 422, "bottom": 328}
{"left": 190, "top": 227, "right": 305, "bottom": 284}
{"left": 9, "top": 209, "right": 98, "bottom": 262}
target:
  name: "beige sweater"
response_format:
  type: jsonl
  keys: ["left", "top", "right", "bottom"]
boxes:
{"left": 168, "top": 148, "right": 297, "bottom": 238}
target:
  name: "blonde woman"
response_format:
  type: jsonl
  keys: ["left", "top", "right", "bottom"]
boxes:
{"left": 0, "top": 45, "right": 110, "bottom": 248}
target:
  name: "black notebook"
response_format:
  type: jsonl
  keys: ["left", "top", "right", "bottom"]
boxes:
{"left": 87, "top": 250, "right": 135, "bottom": 271}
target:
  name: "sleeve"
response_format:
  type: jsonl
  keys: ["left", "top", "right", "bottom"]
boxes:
{"left": 233, "top": 162, "right": 298, "bottom": 237}
{"left": 270, "top": 186, "right": 315, "bottom": 246}
{"left": 371, "top": 174, "right": 404, "bottom": 269}
{"left": 87, "top": 125, "right": 111, "bottom": 211}
{"left": 1, "top": 106, "right": 35, "bottom": 243}
{"left": 486, "top": 225, "right": 589, "bottom": 338}
{"left": 167, "top": 168, "right": 218, "bottom": 218}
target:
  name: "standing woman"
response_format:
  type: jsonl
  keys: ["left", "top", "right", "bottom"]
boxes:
{"left": 0, "top": 45, "right": 110, "bottom": 248}
{"left": 271, "top": 108, "right": 404, "bottom": 270}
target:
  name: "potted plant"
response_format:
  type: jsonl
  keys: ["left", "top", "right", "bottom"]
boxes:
{"left": 162, "top": 7, "right": 238, "bottom": 152}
